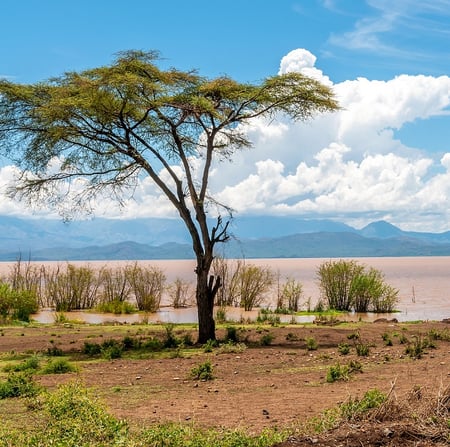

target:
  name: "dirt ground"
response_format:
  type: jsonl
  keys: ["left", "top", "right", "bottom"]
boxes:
{"left": 0, "top": 319, "right": 449, "bottom": 446}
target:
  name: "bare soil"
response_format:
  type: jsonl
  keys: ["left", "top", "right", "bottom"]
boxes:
{"left": 0, "top": 319, "right": 449, "bottom": 446}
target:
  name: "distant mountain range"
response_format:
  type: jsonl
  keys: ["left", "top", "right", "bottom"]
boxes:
{"left": 1, "top": 215, "right": 450, "bottom": 261}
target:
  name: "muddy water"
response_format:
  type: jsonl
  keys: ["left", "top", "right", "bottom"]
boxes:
{"left": 1, "top": 257, "right": 449, "bottom": 324}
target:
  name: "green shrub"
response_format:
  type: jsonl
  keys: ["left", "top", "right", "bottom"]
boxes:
{"left": 260, "top": 332, "right": 275, "bottom": 346}
{"left": 382, "top": 332, "right": 393, "bottom": 346}
{"left": 405, "top": 335, "right": 428, "bottom": 359}
{"left": 225, "top": 326, "right": 239, "bottom": 343}
{"left": 0, "top": 283, "right": 39, "bottom": 322}
{"left": 317, "top": 260, "right": 364, "bottom": 311}
{"left": 355, "top": 342, "right": 370, "bottom": 356}
{"left": 340, "top": 388, "right": 387, "bottom": 420}
{"left": 190, "top": 360, "right": 214, "bottom": 381}
{"left": 100, "top": 339, "right": 123, "bottom": 359}
{"left": 122, "top": 335, "right": 141, "bottom": 350}
{"left": 0, "top": 372, "right": 41, "bottom": 398}
{"left": 203, "top": 339, "right": 218, "bottom": 353}
{"left": 47, "top": 345, "right": 64, "bottom": 356}
{"left": 163, "top": 324, "right": 181, "bottom": 348}
{"left": 327, "top": 360, "right": 362, "bottom": 383}
{"left": 326, "top": 363, "right": 349, "bottom": 383}
{"left": 142, "top": 337, "right": 163, "bottom": 351}
{"left": 317, "top": 260, "right": 399, "bottom": 313}
{"left": 338, "top": 342, "right": 350, "bottom": 355}
{"left": 42, "top": 358, "right": 78, "bottom": 374}
{"left": 42, "top": 381, "right": 128, "bottom": 445}
{"left": 82, "top": 341, "right": 102, "bottom": 356}
{"left": 305, "top": 336, "right": 318, "bottom": 351}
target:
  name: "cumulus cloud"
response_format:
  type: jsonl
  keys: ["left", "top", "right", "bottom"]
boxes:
{"left": 279, "top": 48, "right": 333, "bottom": 86}
{"left": 211, "top": 48, "right": 450, "bottom": 231}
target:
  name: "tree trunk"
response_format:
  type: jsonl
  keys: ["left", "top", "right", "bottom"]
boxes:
{"left": 195, "top": 262, "right": 221, "bottom": 344}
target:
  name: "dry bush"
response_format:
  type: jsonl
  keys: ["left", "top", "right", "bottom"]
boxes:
{"left": 125, "top": 262, "right": 165, "bottom": 312}
{"left": 44, "top": 263, "right": 101, "bottom": 311}
{"left": 168, "top": 278, "right": 193, "bottom": 308}
{"left": 98, "top": 265, "right": 131, "bottom": 304}
{"left": 229, "top": 261, "right": 275, "bottom": 311}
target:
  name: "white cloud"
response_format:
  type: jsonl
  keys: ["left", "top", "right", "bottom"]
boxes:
{"left": 211, "top": 49, "right": 450, "bottom": 231}
{"left": 279, "top": 48, "right": 333, "bottom": 86}
{"left": 335, "top": 74, "right": 450, "bottom": 148}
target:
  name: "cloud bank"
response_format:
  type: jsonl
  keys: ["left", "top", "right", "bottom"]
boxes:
{"left": 1, "top": 48, "right": 450, "bottom": 232}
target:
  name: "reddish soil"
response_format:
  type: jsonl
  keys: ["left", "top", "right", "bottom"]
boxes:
{"left": 0, "top": 319, "right": 449, "bottom": 446}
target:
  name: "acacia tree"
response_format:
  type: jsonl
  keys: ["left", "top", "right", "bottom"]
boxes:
{"left": 0, "top": 50, "right": 338, "bottom": 342}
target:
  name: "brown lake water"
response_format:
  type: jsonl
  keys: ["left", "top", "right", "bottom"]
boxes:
{"left": 1, "top": 257, "right": 449, "bottom": 324}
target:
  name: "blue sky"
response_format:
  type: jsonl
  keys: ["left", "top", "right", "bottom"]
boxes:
{"left": 1, "top": 0, "right": 450, "bottom": 231}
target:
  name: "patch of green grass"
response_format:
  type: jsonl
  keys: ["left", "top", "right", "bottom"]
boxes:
{"left": 3, "top": 355, "right": 40, "bottom": 373}
{"left": 41, "top": 358, "right": 78, "bottom": 374}
{"left": 138, "top": 423, "right": 286, "bottom": 447}
{"left": 96, "top": 300, "right": 136, "bottom": 314}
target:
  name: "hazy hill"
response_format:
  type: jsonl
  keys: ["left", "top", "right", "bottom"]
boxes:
{"left": 1, "top": 215, "right": 450, "bottom": 260}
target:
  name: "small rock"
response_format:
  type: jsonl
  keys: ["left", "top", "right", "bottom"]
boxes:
{"left": 262, "top": 409, "right": 269, "bottom": 415}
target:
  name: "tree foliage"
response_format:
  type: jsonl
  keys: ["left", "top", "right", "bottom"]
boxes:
{"left": 0, "top": 50, "right": 339, "bottom": 342}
